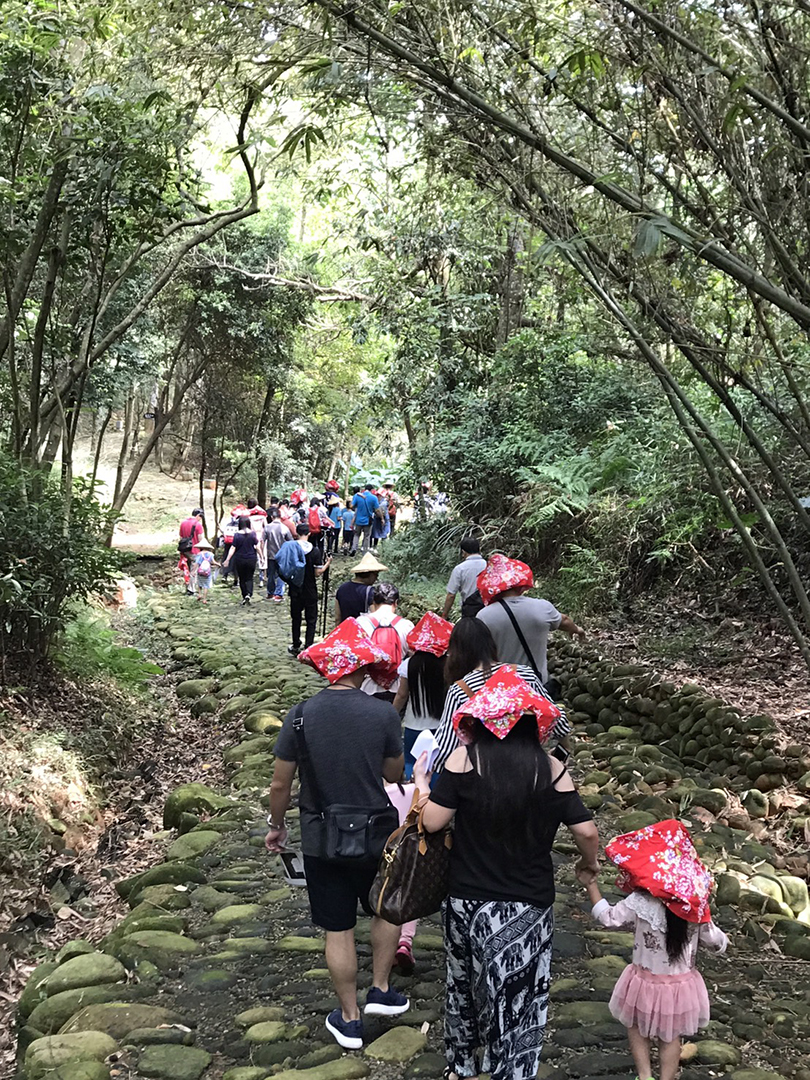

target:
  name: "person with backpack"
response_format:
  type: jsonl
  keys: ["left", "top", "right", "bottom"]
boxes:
{"left": 370, "top": 490, "right": 390, "bottom": 549}
{"left": 178, "top": 508, "right": 204, "bottom": 595}
{"left": 356, "top": 583, "right": 414, "bottom": 701}
{"left": 441, "top": 537, "right": 487, "bottom": 620}
{"left": 383, "top": 482, "right": 400, "bottom": 533}
{"left": 308, "top": 497, "right": 332, "bottom": 553}
{"left": 282, "top": 523, "right": 331, "bottom": 655}
{"left": 339, "top": 503, "right": 356, "bottom": 556}
{"left": 193, "top": 540, "right": 220, "bottom": 604}
{"left": 475, "top": 553, "right": 585, "bottom": 692}
{"left": 265, "top": 619, "right": 408, "bottom": 1050}
{"left": 351, "top": 484, "right": 379, "bottom": 555}
{"left": 222, "top": 516, "right": 259, "bottom": 605}
{"left": 263, "top": 509, "right": 293, "bottom": 603}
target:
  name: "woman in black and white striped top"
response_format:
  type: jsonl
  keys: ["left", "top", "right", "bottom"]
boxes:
{"left": 433, "top": 619, "right": 570, "bottom": 771}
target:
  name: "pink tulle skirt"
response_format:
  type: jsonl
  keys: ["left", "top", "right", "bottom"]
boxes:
{"left": 610, "top": 964, "right": 710, "bottom": 1043}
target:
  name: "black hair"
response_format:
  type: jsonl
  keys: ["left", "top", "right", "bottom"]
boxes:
{"left": 270, "top": 496, "right": 279, "bottom": 505}
{"left": 460, "top": 536, "right": 480, "bottom": 555}
{"left": 466, "top": 714, "right": 552, "bottom": 853}
{"left": 247, "top": 498, "right": 257, "bottom": 509}
{"left": 192, "top": 507, "right": 203, "bottom": 517}
{"left": 444, "top": 619, "right": 498, "bottom": 683}
{"left": 408, "top": 651, "right": 447, "bottom": 720}
{"left": 238, "top": 516, "right": 251, "bottom": 529}
{"left": 269, "top": 508, "right": 280, "bottom": 521}
{"left": 351, "top": 486, "right": 360, "bottom": 494}
{"left": 373, "top": 582, "right": 399, "bottom": 605}
{"left": 364, "top": 483, "right": 374, "bottom": 490}
{"left": 665, "top": 906, "right": 691, "bottom": 963}
{"left": 280, "top": 499, "right": 289, "bottom": 507}
{"left": 310, "top": 497, "right": 321, "bottom": 507}
{"left": 296, "top": 523, "right": 310, "bottom": 536}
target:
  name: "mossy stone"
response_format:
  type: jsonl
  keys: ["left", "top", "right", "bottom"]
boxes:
{"left": 55, "top": 942, "right": 95, "bottom": 964}
{"left": 46, "top": 1064, "right": 110, "bottom": 1080}
{"left": 585, "top": 955, "right": 627, "bottom": 976}
{"left": 126, "top": 1027, "right": 195, "bottom": 1047}
{"left": 715, "top": 873, "right": 742, "bottom": 906}
{"left": 270, "top": 1061, "right": 370, "bottom": 1080}
{"left": 137, "top": 1044, "right": 212, "bottom": 1080}
{"left": 114, "top": 931, "right": 200, "bottom": 971}
{"left": 191, "top": 885, "right": 234, "bottom": 912}
{"left": 117, "top": 862, "right": 206, "bottom": 900}
{"left": 28, "top": 986, "right": 147, "bottom": 1035}
{"left": 134, "top": 884, "right": 192, "bottom": 911}
{"left": 223, "top": 1070, "right": 269, "bottom": 1080}
{"left": 235, "top": 1007, "right": 286, "bottom": 1028}
{"left": 191, "top": 695, "right": 218, "bottom": 716}
{"left": 365, "top": 1027, "right": 426, "bottom": 1062}
{"left": 45, "top": 954, "right": 126, "bottom": 997}
{"left": 777, "top": 875, "right": 809, "bottom": 914}
{"left": 59, "top": 1002, "right": 183, "bottom": 1040}
{"left": 244, "top": 1021, "right": 289, "bottom": 1044}
{"left": 616, "top": 810, "right": 658, "bottom": 831}
{"left": 209, "top": 903, "right": 263, "bottom": 927}
{"left": 553, "top": 1000, "right": 616, "bottom": 1025}
{"left": 274, "top": 936, "right": 324, "bottom": 952}
{"left": 695, "top": 1040, "right": 742, "bottom": 1065}
{"left": 163, "top": 783, "right": 232, "bottom": 829}
{"left": 166, "top": 830, "right": 220, "bottom": 861}
{"left": 19, "top": 962, "right": 59, "bottom": 1020}
{"left": 176, "top": 679, "right": 215, "bottom": 699}
{"left": 244, "top": 712, "right": 282, "bottom": 734}
{"left": 25, "top": 1032, "right": 118, "bottom": 1079}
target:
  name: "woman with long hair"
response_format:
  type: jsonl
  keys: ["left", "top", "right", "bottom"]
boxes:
{"left": 434, "top": 619, "right": 570, "bottom": 770}
{"left": 223, "top": 515, "right": 258, "bottom": 604}
{"left": 413, "top": 668, "right": 599, "bottom": 1080}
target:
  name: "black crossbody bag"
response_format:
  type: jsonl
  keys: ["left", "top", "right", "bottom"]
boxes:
{"left": 292, "top": 703, "right": 399, "bottom": 863}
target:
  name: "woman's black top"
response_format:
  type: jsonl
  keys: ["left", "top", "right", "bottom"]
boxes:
{"left": 431, "top": 766, "right": 592, "bottom": 908}
{"left": 231, "top": 531, "right": 258, "bottom": 562}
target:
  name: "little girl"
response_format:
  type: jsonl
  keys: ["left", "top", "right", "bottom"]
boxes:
{"left": 580, "top": 818, "right": 728, "bottom": 1080}
{"left": 194, "top": 540, "right": 219, "bottom": 604}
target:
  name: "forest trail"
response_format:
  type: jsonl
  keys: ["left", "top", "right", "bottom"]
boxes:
{"left": 14, "top": 584, "right": 810, "bottom": 1080}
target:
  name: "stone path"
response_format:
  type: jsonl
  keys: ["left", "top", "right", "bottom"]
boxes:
{"left": 14, "top": 583, "right": 810, "bottom": 1080}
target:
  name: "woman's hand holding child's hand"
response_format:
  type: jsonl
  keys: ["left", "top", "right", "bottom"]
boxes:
{"left": 575, "top": 861, "right": 599, "bottom": 886}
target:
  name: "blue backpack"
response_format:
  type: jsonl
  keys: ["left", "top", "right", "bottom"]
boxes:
{"left": 276, "top": 539, "right": 306, "bottom": 588}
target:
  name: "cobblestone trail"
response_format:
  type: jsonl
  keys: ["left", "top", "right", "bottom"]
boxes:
{"left": 14, "top": 585, "right": 810, "bottom": 1080}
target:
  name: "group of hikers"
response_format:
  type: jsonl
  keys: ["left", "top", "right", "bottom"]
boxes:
{"left": 257, "top": 538, "right": 730, "bottom": 1080}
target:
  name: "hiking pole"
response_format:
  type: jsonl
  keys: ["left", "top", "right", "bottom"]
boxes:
{"left": 320, "top": 564, "right": 330, "bottom": 638}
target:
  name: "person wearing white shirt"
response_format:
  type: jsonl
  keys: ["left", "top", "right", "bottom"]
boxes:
{"left": 356, "top": 583, "right": 414, "bottom": 700}
{"left": 441, "top": 538, "right": 487, "bottom": 619}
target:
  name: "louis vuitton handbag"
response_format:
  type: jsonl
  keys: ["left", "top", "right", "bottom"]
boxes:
{"left": 370, "top": 789, "right": 452, "bottom": 923}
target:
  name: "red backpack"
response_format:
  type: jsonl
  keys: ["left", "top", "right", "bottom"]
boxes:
{"left": 367, "top": 616, "right": 403, "bottom": 688}
{"left": 308, "top": 507, "right": 323, "bottom": 535}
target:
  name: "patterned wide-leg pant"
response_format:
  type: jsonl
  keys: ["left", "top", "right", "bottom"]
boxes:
{"left": 444, "top": 897, "right": 553, "bottom": 1080}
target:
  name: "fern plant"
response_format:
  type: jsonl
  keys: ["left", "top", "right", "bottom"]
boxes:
{"left": 516, "top": 457, "right": 598, "bottom": 530}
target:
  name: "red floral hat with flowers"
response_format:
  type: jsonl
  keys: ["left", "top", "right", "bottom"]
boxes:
{"left": 325, "top": 479, "right": 340, "bottom": 491}
{"left": 290, "top": 488, "right": 307, "bottom": 505}
{"left": 298, "top": 618, "right": 392, "bottom": 683}
{"left": 451, "top": 665, "right": 560, "bottom": 741}
{"left": 477, "top": 553, "right": 534, "bottom": 605}
{"left": 406, "top": 612, "right": 454, "bottom": 657}
{"left": 605, "top": 818, "right": 714, "bottom": 924}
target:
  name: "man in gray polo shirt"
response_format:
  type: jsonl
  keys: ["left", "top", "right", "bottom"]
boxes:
{"left": 441, "top": 537, "right": 487, "bottom": 619}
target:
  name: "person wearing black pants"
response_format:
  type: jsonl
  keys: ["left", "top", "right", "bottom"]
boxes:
{"left": 223, "top": 516, "right": 258, "bottom": 605}
{"left": 288, "top": 523, "right": 331, "bottom": 654}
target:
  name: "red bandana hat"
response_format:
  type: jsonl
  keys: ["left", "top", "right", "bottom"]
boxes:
{"left": 605, "top": 818, "right": 714, "bottom": 924}
{"left": 451, "top": 665, "right": 560, "bottom": 740}
{"left": 290, "top": 488, "right": 307, "bottom": 504}
{"left": 325, "top": 479, "right": 340, "bottom": 491}
{"left": 477, "top": 553, "right": 534, "bottom": 605}
{"left": 298, "top": 618, "right": 392, "bottom": 683}
{"left": 406, "top": 612, "right": 454, "bottom": 657}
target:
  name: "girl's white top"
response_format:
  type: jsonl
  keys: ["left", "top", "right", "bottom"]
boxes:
{"left": 591, "top": 891, "right": 729, "bottom": 975}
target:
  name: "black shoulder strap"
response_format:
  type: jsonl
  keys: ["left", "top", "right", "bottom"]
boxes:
{"left": 497, "top": 598, "right": 542, "bottom": 683}
{"left": 292, "top": 702, "right": 326, "bottom": 816}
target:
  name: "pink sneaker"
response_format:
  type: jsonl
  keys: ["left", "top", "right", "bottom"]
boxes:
{"left": 395, "top": 942, "right": 414, "bottom": 975}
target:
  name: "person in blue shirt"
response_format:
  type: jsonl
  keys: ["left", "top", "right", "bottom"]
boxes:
{"left": 351, "top": 484, "right": 379, "bottom": 555}
{"left": 340, "top": 505, "right": 356, "bottom": 555}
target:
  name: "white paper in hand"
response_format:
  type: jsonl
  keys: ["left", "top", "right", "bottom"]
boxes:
{"left": 411, "top": 729, "right": 440, "bottom": 773}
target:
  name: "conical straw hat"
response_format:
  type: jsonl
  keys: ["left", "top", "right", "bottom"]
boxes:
{"left": 352, "top": 552, "right": 388, "bottom": 574}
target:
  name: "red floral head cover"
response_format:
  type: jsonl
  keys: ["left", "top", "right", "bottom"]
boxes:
{"left": 605, "top": 818, "right": 714, "bottom": 924}
{"left": 406, "top": 612, "right": 454, "bottom": 657}
{"left": 290, "top": 488, "right": 307, "bottom": 505}
{"left": 298, "top": 618, "right": 392, "bottom": 683}
{"left": 451, "top": 665, "right": 560, "bottom": 740}
{"left": 325, "top": 479, "right": 340, "bottom": 491}
{"left": 477, "top": 553, "right": 534, "bottom": 605}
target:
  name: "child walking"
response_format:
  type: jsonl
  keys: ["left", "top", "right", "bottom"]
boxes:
{"left": 194, "top": 540, "right": 219, "bottom": 604}
{"left": 579, "top": 819, "right": 728, "bottom": 1080}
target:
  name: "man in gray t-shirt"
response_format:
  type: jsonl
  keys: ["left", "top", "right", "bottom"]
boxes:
{"left": 441, "top": 537, "right": 487, "bottom": 619}
{"left": 265, "top": 633, "right": 409, "bottom": 1050}
{"left": 476, "top": 570, "right": 585, "bottom": 685}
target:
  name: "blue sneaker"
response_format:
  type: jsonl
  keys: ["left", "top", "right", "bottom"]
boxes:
{"left": 364, "top": 985, "right": 410, "bottom": 1016}
{"left": 325, "top": 1008, "right": 363, "bottom": 1049}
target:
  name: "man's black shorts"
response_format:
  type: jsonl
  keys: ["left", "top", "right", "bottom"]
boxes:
{"left": 303, "top": 855, "right": 377, "bottom": 931}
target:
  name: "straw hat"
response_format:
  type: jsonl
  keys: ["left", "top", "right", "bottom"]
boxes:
{"left": 352, "top": 552, "right": 389, "bottom": 574}
{"left": 196, "top": 539, "right": 214, "bottom": 551}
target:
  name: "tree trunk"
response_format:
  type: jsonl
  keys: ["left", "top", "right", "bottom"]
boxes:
{"left": 90, "top": 407, "right": 112, "bottom": 495}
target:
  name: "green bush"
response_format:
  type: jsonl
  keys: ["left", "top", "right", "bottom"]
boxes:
{"left": 0, "top": 456, "right": 119, "bottom": 676}
{"left": 56, "top": 603, "right": 163, "bottom": 687}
